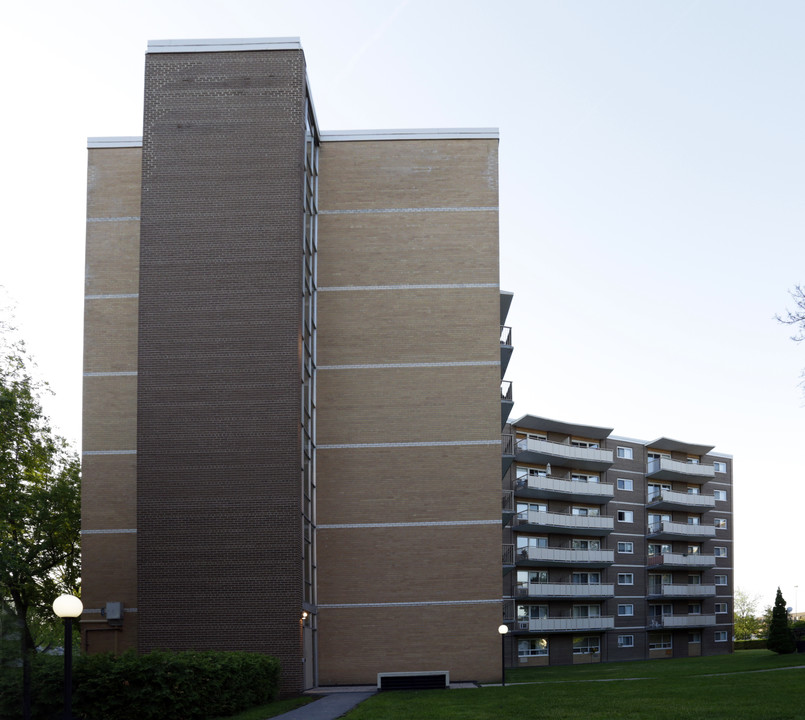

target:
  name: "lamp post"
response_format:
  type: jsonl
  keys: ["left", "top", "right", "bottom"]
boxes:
{"left": 497, "top": 624, "right": 509, "bottom": 687}
{"left": 53, "top": 594, "right": 83, "bottom": 720}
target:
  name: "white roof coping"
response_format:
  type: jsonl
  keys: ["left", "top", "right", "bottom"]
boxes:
{"left": 87, "top": 137, "right": 143, "bottom": 148}
{"left": 321, "top": 128, "right": 499, "bottom": 142}
{"left": 147, "top": 37, "right": 302, "bottom": 54}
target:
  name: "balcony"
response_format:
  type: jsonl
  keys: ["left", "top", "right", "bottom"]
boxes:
{"left": 515, "top": 583, "right": 615, "bottom": 599}
{"left": 514, "top": 510, "right": 614, "bottom": 536}
{"left": 647, "top": 553, "right": 717, "bottom": 568}
{"left": 516, "top": 474, "right": 614, "bottom": 504}
{"left": 647, "top": 490, "right": 716, "bottom": 512}
{"left": 647, "top": 584, "right": 717, "bottom": 599}
{"left": 502, "top": 490, "right": 515, "bottom": 526}
{"left": 516, "top": 546, "right": 614, "bottom": 567}
{"left": 502, "top": 434, "right": 515, "bottom": 477}
{"left": 501, "top": 381, "right": 513, "bottom": 429}
{"left": 500, "top": 325, "right": 513, "bottom": 377}
{"left": 646, "top": 458, "right": 715, "bottom": 484}
{"left": 649, "top": 615, "right": 717, "bottom": 629}
{"left": 516, "top": 437, "right": 614, "bottom": 472}
{"left": 647, "top": 521, "right": 716, "bottom": 541}
{"left": 517, "top": 616, "right": 615, "bottom": 633}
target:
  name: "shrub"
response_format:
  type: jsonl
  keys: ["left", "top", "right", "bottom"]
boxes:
{"left": 0, "top": 650, "right": 281, "bottom": 720}
{"left": 734, "top": 639, "right": 767, "bottom": 650}
{"left": 767, "top": 588, "right": 796, "bottom": 654}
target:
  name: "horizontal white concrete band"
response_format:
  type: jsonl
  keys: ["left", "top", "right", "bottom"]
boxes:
{"left": 318, "top": 440, "right": 499, "bottom": 450}
{"left": 87, "top": 216, "right": 140, "bottom": 222}
{"left": 610, "top": 501, "right": 646, "bottom": 507}
{"left": 81, "top": 529, "right": 137, "bottom": 535}
{"left": 319, "top": 520, "right": 500, "bottom": 529}
{"left": 83, "top": 450, "right": 137, "bottom": 456}
{"left": 319, "top": 598, "right": 501, "bottom": 609}
{"left": 84, "top": 371, "right": 138, "bottom": 377}
{"left": 318, "top": 361, "right": 498, "bottom": 371}
{"left": 87, "top": 137, "right": 142, "bottom": 148}
{"left": 322, "top": 128, "right": 499, "bottom": 141}
{"left": 148, "top": 37, "right": 301, "bottom": 53}
{"left": 319, "top": 206, "right": 497, "bottom": 215}
{"left": 85, "top": 293, "right": 139, "bottom": 300}
{"left": 319, "top": 283, "right": 499, "bottom": 292}
{"left": 610, "top": 532, "right": 645, "bottom": 538}
{"left": 612, "top": 564, "right": 646, "bottom": 569}
{"left": 83, "top": 607, "right": 138, "bottom": 613}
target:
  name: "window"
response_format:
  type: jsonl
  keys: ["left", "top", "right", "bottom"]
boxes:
{"left": 714, "top": 546, "right": 728, "bottom": 557}
{"left": 688, "top": 574, "right": 702, "bottom": 585}
{"left": 517, "top": 502, "right": 547, "bottom": 516}
{"left": 648, "top": 512, "right": 670, "bottom": 532}
{"left": 572, "top": 473, "right": 600, "bottom": 483}
{"left": 517, "top": 605, "right": 548, "bottom": 627}
{"left": 687, "top": 486, "right": 700, "bottom": 495}
{"left": 715, "top": 518, "right": 727, "bottom": 529}
{"left": 617, "top": 510, "right": 634, "bottom": 523}
{"left": 715, "top": 631, "right": 729, "bottom": 642}
{"left": 687, "top": 515, "right": 701, "bottom": 525}
{"left": 617, "top": 541, "right": 634, "bottom": 554}
{"left": 617, "top": 478, "right": 633, "bottom": 491}
{"left": 572, "top": 538, "right": 600, "bottom": 550}
{"left": 572, "top": 506, "right": 600, "bottom": 517}
{"left": 517, "top": 536, "right": 548, "bottom": 549}
{"left": 714, "top": 462, "right": 727, "bottom": 473}
{"left": 687, "top": 544, "right": 701, "bottom": 555}
{"left": 714, "top": 489, "right": 727, "bottom": 501}
{"left": 572, "top": 636, "right": 601, "bottom": 655}
{"left": 618, "top": 604, "right": 634, "bottom": 616}
{"left": 516, "top": 570, "right": 548, "bottom": 594}
{"left": 527, "top": 433, "right": 547, "bottom": 441}
{"left": 647, "top": 483, "right": 671, "bottom": 500}
{"left": 572, "top": 572, "right": 600, "bottom": 585}
{"left": 688, "top": 631, "right": 701, "bottom": 644}
{"left": 572, "top": 605, "right": 601, "bottom": 618}
{"left": 715, "top": 575, "right": 728, "bottom": 586}
{"left": 648, "top": 543, "right": 672, "bottom": 557}
{"left": 572, "top": 439, "right": 600, "bottom": 449}
{"left": 618, "top": 573, "right": 634, "bottom": 585}
{"left": 617, "top": 446, "right": 633, "bottom": 460}
{"left": 518, "top": 638, "right": 548, "bottom": 657}
{"left": 715, "top": 603, "right": 728, "bottom": 614}
{"left": 686, "top": 457, "right": 700, "bottom": 465}
{"left": 618, "top": 635, "right": 634, "bottom": 648}
{"left": 688, "top": 603, "right": 702, "bottom": 615}
{"left": 648, "top": 633, "right": 672, "bottom": 650}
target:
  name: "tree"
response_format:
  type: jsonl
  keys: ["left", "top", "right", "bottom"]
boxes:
{"left": 0, "top": 341, "right": 81, "bottom": 652}
{"left": 777, "top": 285, "right": 805, "bottom": 390}
{"left": 733, "top": 588, "right": 761, "bottom": 640}
{"left": 766, "top": 587, "right": 796, "bottom": 654}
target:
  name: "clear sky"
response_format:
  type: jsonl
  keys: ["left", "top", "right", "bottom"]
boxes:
{"left": 2, "top": 0, "right": 804, "bottom": 615}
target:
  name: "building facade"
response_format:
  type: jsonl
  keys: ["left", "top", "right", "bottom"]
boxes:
{"left": 502, "top": 415, "right": 734, "bottom": 665}
{"left": 82, "top": 38, "right": 504, "bottom": 692}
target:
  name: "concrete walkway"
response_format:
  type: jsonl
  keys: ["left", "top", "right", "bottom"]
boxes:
{"left": 270, "top": 690, "right": 375, "bottom": 720}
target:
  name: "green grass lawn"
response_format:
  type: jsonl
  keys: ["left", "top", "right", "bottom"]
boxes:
{"left": 342, "top": 651, "right": 805, "bottom": 720}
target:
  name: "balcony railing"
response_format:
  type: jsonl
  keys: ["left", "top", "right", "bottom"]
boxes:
{"left": 518, "top": 616, "right": 615, "bottom": 633}
{"left": 516, "top": 473, "right": 614, "bottom": 502}
{"left": 502, "top": 434, "right": 515, "bottom": 455}
{"left": 647, "top": 521, "right": 716, "bottom": 539}
{"left": 515, "top": 583, "right": 615, "bottom": 598}
{"left": 501, "top": 381, "right": 513, "bottom": 401}
{"left": 515, "top": 509, "right": 614, "bottom": 535}
{"left": 516, "top": 546, "right": 615, "bottom": 566}
{"left": 647, "top": 584, "right": 717, "bottom": 598}
{"left": 646, "top": 458, "right": 715, "bottom": 483}
{"left": 516, "top": 437, "right": 613, "bottom": 471}
{"left": 647, "top": 490, "right": 716, "bottom": 511}
{"left": 649, "top": 615, "right": 717, "bottom": 629}
{"left": 500, "top": 325, "right": 512, "bottom": 346}
{"left": 647, "top": 553, "right": 717, "bottom": 568}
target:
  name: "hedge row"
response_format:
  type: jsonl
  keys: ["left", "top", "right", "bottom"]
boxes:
{"left": 734, "top": 639, "right": 768, "bottom": 650}
{"left": 0, "top": 650, "right": 281, "bottom": 720}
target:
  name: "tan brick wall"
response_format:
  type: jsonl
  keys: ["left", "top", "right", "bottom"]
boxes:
{"left": 317, "top": 525, "right": 500, "bottom": 605}
{"left": 317, "top": 445, "right": 499, "bottom": 524}
{"left": 85, "top": 221, "right": 140, "bottom": 295}
{"left": 81, "top": 454, "right": 136, "bottom": 530}
{"left": 317, "top": 365, "right": 500, "bottom": 446}
{"left": 319, "top": 139, "right": 498, "bottom": 210}
{"left": 317, "top": 211, "right": 498, "bottom": 287}
{"left": 317, "top": 288, "right": 499, "bottom": 366}
{"left": 82, "top": 375, "right": 137, "bottom": 451}
{"left": 87, "top": 148, "right": 142, "bottom": 219}
{"left": 83, "top": 297, "right": 138, "bottom": 372}
{"left": 317, "top": 603, "right": 501, "bottom": 685}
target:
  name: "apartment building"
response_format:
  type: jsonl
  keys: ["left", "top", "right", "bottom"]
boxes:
{"left": 82, "top": 38, "right": 504, "bottom": 693}
{"left": 502, "top": 415, "right": 733, "bottom": 665}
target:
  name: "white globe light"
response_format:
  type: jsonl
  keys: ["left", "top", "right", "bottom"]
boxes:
{"left": 498, "top": 624, "right": 509, "bottom": 635}
{"left": 53, "top": 594, "right": 83, "bottom": 618}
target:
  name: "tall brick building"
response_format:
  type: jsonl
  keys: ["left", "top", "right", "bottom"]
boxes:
{"left": 81, "top": 38, "right": 504, "bottom": 692}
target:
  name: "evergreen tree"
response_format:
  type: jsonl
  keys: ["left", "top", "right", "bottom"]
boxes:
{"left": 766, "top": 587, "right": 795, "bottom": 654}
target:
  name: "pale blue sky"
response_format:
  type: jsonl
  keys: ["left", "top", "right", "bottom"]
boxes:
{"left": 2, "top": 0, "right": 804, "bottom": 612}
